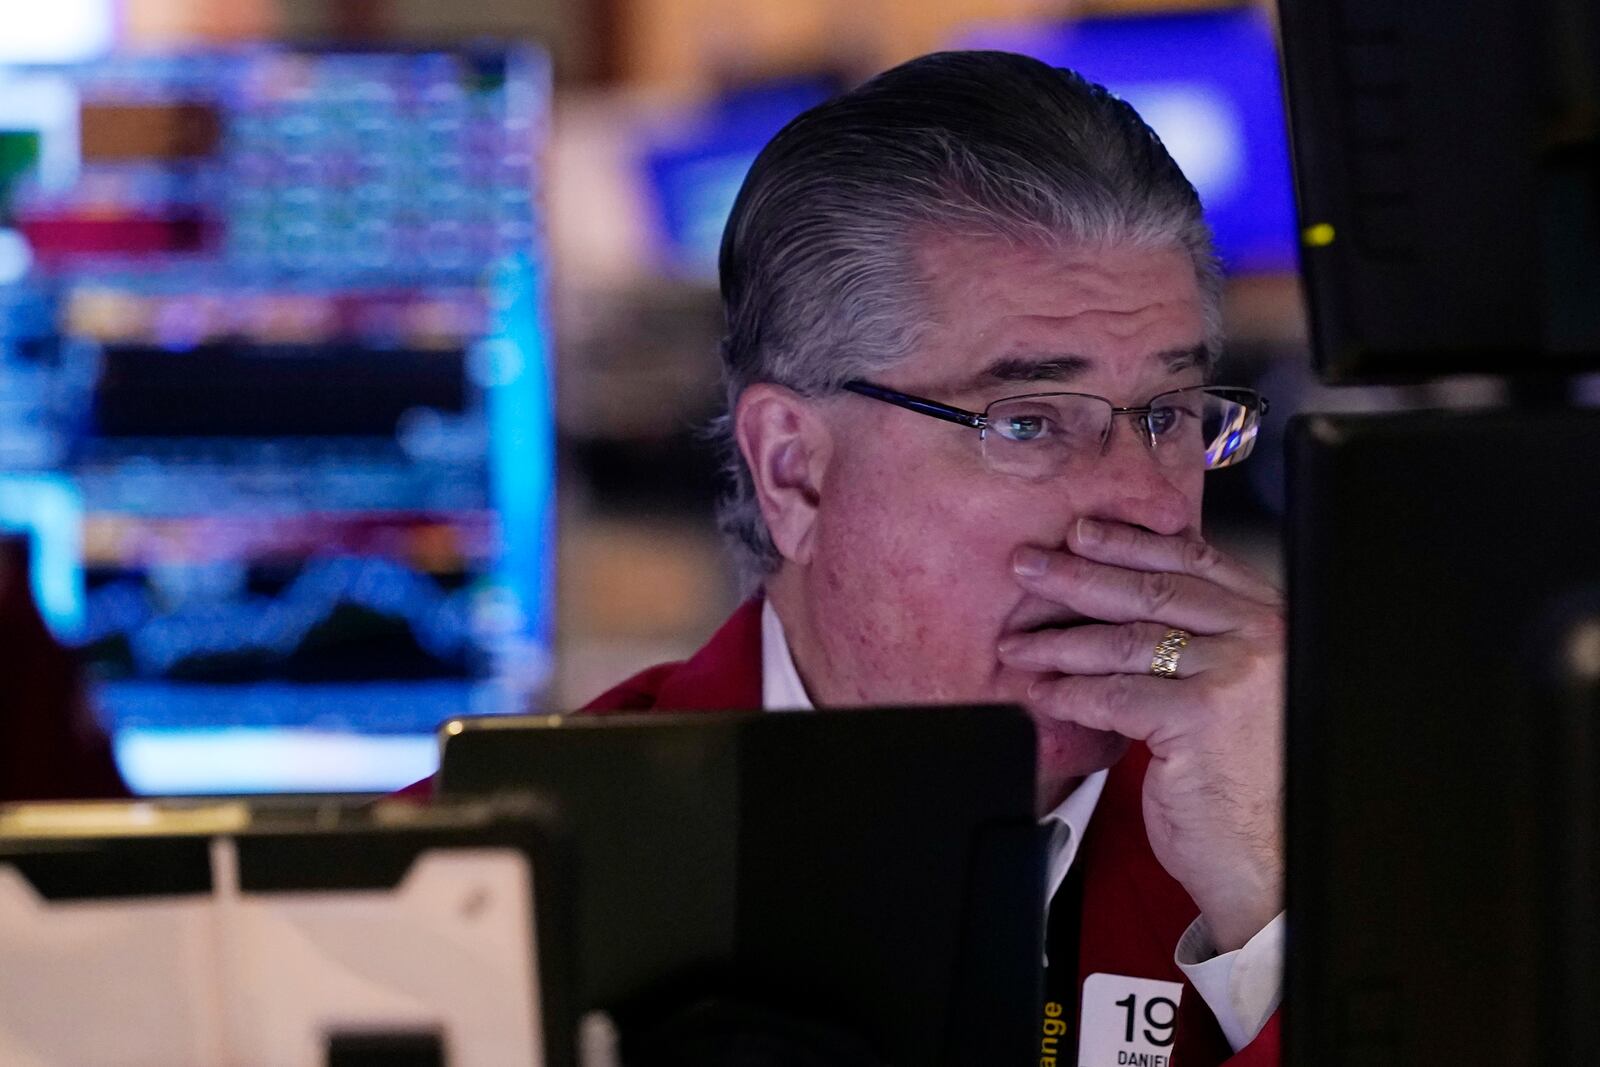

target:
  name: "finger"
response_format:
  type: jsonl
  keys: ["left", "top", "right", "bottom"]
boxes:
{"left": 999, "top": 623, "right": 1219, "bottom": 679}
{"left": 1012, "top": 548, "right": 1254, "bottom": 635}
{"left": 1067, "top": 518, "right": 1281, "bottom": 605}
{"left": 1025, "top": 673, "right": 1184, "bottom": 743}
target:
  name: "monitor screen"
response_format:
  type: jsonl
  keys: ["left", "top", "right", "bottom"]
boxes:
{"left": 640, "top": 75, "right": 838, "bottom": 277}
{"left": 0, "top": 47, "right": 554, "bottom": 794}
{"left": 959, "top": 10, "right": 1299, "bottom": 274}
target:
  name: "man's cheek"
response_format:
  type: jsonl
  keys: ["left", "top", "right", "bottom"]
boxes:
{"left": 839, "top": 493, "right": 956, "bottom": 579}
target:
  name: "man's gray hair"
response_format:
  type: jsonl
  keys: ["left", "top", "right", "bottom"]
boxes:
{"left": 713, "top": 50, "right": 1223, "bottom": 581}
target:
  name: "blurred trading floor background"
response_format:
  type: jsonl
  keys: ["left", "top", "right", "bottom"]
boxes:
{"left": 0, "top": 0, "right": 1516, "bottom": 794}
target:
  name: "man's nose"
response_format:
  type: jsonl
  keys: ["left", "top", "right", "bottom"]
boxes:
{"left": 1077, "top": 417, "right": 1193, "bottom": 536}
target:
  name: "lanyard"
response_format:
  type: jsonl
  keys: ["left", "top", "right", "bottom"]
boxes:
{"left": 1039, "top": 861, "right": 1085, "bottom": 1064}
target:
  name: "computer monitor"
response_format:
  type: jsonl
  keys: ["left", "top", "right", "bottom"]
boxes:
{"left": 1278, "top": 0, "right": 1600, "bottom": 379}
{"left": 1285, "top": 410, "right": 1600, "bottom": 1063}
{"left": 438, "top": 706, "right": 1044, "bottom": 1066}
{"left": 959, "top": 9, "right": 1300, "bottom": 275}
{"left": 0, "top": 47, "right": 555, "bottom": 793}
{"left": 0, "top": 794, "right": 573, "bottom": 1066}
{"left": 640, "top": 75, "right": 839, "bottom": 277}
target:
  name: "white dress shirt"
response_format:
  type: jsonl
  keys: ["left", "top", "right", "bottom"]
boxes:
{"left": 759, "top": 599, "right": 1283, "bottom": 1052}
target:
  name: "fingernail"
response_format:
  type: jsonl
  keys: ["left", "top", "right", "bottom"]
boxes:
{"left": 1075, "top": 517, "right": 1102, "bottom": 544}
{"left": 1027, "top": 679, "right": 1046, "bottom": 701}
{"left": 1013, "top": 547, "right": 1049, "bottom": 576}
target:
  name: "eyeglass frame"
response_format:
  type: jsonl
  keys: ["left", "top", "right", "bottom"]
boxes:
{"left": 840, "top": 379, "right": 1270, "bottom": 461}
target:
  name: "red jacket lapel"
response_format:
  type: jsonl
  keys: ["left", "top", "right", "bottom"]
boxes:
{"left": 583, "top": 597, "right": 764, "bottom": 714}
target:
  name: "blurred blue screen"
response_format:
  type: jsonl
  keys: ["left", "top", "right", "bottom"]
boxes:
{"left": 0, "top": 47, "right": 554, "bottom": 794}
{"left": 642, "top": 15, "right": 1296, "bottom": 278}
{"left": 963, "top": 9, "right": 1298, "bottom": 273}
{"left": 642, "top": 76, "right": 838, "bottom": 277}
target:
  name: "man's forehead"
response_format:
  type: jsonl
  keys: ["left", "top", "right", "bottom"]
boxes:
{"left": 914, "top": 230, "right": 1200, "bottom": 304}
{"left": 908, "top": 233, "right": 1209, "bottom": 395}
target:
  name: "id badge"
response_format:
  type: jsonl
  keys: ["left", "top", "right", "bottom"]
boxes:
{"left": 1077, "top": 972, "right": 1184, "bottom": 1067}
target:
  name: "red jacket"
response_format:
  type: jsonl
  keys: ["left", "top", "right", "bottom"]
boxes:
{"left": 587, "top": 599, "right": 1282, "bottom": 1066}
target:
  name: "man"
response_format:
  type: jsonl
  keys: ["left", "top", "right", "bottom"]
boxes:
{"left": 592, "top": 51, "right": 1284, "bottom": 1065}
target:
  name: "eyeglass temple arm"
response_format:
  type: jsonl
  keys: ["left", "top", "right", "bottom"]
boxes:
{"left": 842, "top": 381, "right": 986, "bottom": 429}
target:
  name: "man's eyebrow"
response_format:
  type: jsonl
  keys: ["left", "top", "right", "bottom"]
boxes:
{"left": 960, "top": 344, "right": 1211, "bottom": 392}
{"left": 1160, "top": 344, "right": 1213, "bottom": 375}
{"left": 964, "top": 354, "right": 1094, "bottom": 391}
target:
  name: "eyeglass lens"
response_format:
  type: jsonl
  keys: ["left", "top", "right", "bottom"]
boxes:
{"left": 980, "top": 390, "right": 1261, "bottom": 478}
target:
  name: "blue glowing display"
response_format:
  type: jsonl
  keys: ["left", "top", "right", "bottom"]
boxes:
{"left": 642, "top": 76, "right": 838, "bottom": 277}
{"left": 0, "top": 47, "right": 555, "bottom": 793}
{"left": 960, "top": 10, "right": 1300, "bottom": 274}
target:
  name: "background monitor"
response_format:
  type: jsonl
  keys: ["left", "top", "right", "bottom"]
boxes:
{"left": 1278, "top": 0, "right": 1600, "bottom": 380}
{"left": 0, "top": 47, "right": 555, "bottom": 793}
{"left": 959, "top": 9, "right": 1300, "bottom": 275}
{"left": 640, "top": 74, "right": 838, "bottom": 277}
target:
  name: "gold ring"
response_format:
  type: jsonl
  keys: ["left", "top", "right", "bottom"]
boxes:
{"left": 1150, "top": 628, "right": 1192, "bottom": 679}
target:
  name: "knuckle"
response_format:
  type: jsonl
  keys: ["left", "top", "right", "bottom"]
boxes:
{"left": 1114, "top": 625, "right": 1149, "bottom": 667}
{"left": 1182, "top": 539, "right": 1220, "bottom": 575}
{"left": 1138, "top": 570, "right": 1181, "bottom": 614}
{"left": 1101, "top": 674, "right": 1135, "bottom": 715}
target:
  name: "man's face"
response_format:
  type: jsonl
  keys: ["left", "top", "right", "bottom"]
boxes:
{"left": 799, "top": 234, "right": 1209, "bottom": 801}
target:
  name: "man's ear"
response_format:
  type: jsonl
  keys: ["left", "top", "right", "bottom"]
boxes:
{"left": 734, "top": 383, "right": 832, "bottom": 567}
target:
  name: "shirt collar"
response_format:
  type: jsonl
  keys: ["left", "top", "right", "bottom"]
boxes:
{"left": 761, "top": 598, "right": 815, "bottom": 711}
{"left": 1041, "top": 766, "right": 1109, "bottom": 903}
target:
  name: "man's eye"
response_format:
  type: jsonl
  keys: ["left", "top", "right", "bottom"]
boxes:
{"left": 996, "top": 415, "right": 1052, "bottom": 442}
{"left": 1148, "top": 405, "right": 1190, "bottom": 437}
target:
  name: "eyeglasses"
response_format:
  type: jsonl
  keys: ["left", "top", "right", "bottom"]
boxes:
{"left": 842, "top": 380, "right": 1269, "bottom": 480}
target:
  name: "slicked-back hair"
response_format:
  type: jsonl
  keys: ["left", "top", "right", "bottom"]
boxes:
{"left": 713, "top": 50, "right": 1222, "bottom": 582}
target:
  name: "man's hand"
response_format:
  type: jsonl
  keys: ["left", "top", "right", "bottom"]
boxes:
{"left": 998, "top": 517, "right": 1285, "bottom": 953}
